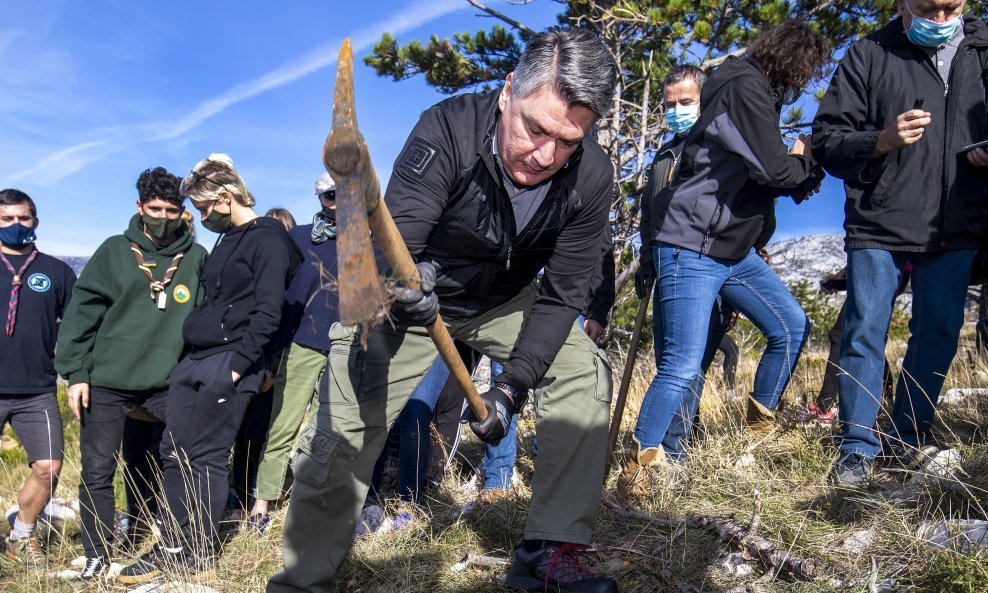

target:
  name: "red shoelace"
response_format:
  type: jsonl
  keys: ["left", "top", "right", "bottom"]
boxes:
{"left": 543, "top": 543, "right": 594, "bottom": 589}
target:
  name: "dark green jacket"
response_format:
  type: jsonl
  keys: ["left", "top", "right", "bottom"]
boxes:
{"left": 56, "top": 214, "right": 208, "bottom": 391}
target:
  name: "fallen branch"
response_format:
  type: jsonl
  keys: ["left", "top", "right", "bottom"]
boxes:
{"left": 604, "top": 499, "right": 821, "bottom": 581}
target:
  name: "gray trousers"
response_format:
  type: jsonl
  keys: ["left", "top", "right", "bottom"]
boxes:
{"left": 267, "top": 286, "right": 612, "bottom": 593}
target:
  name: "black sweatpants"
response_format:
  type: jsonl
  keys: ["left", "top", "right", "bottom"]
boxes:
{"left": 158, "top": 351, "right": 263, "bottom": 551}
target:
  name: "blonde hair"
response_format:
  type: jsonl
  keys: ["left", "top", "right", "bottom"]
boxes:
{"left": 180, "top": 152, "right": 256, "bottom": 207}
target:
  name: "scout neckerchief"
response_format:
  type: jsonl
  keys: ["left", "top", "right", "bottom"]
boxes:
{"left": 130, "top": 243, "right": 184, "bottom": 310}
{"left": 1, "top": 247, "right": 38, "bottom": 336}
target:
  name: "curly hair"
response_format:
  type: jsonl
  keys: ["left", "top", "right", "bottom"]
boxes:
{"left": 746, "top": 20, "right": 831, "bottom": 91}
{"left": 136, "top": 167, "right": 183, "bottom": 207}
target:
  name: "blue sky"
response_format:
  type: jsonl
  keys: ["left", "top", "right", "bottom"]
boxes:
{"left": 0, "top": 0, "right": 845, "bottom": 256}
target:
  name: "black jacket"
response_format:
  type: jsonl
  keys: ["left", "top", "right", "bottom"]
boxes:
{"left": 640, "top": 135, "right": 686, "bottom": 266}
{"left": 183, "top": 217, "right": 303, "bottom": 375}
{"left": 384, "top": 88, "right": 614, "bottom": 391}
{"left": 812, "top": 16, "right": 988, "bottom": 252}
{"left": 655, "top": 57, "right": 814, "bottom": 259}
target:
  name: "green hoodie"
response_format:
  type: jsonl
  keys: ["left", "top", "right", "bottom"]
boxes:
{"left": 56, "top": 214, "right": 208, "bottom": 391}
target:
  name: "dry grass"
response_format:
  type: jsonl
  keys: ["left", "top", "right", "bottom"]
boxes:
{"left": 1, "top": 330, "right": 987, "bottom": 592}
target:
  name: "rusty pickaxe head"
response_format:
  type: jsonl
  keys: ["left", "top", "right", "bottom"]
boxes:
{"left": 323, "top": 38, "right": 389, "bottom": 328}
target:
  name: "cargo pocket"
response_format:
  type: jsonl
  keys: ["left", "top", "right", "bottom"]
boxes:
{"left": 327, "top": 323, "right": 364, "bottom": 406}
{"left": 292, "top": 421, "right": 341, "bottom": 489}
{"left": 592, "top": 348, "right": 613, "bottom": 403}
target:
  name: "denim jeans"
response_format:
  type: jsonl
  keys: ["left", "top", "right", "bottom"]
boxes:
{"left": 836, "top": 248, "right": 975, "bottom": 458}
{"left": 482, "top": 361, "right": 519, "bottom": 489}
{"left": 652, "top": 297, "right": 733, "bottom": 462}
{"left": 634, "top": 244, "right": 810, "bottom": 450}
{"left": 371, "top": 356, "right": 449, "bottom": 502}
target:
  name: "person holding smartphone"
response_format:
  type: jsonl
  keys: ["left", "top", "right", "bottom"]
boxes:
{"left": 812, "top": 0, "right": 988, "bottom": 485}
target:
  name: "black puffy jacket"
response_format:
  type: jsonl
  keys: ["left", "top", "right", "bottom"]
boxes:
{"left": 812, "top": 16, "right": 988, "bottom": 252}
{"left": 384, "top": 88, "right": 613, "bottom": 391}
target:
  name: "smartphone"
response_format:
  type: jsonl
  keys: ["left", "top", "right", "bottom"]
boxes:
{"left": 913, "top": 98, "right": 925, "bottom": 110}
{"left": 959, "top": 138, "right": 988, "bottom": 153}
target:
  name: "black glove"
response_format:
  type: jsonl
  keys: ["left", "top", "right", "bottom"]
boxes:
{"left": 391, "top": 261, "right": 439, "bottom": 326}
{"left": 469, "top": 382, "right": 524, "bottom": 445}
{"left": 791, "top": 164, "right": 826, "bottom": 204}
{"left": 634, "top": 256, "right": 655, "bottom": 299}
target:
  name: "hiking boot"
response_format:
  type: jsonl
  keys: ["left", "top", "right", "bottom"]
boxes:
{"left": 745, "top": 395, "right": 776, "bottom": 434}
{"left": 80, "top": 555, "right": 109, "bottom": 580}
{"left": 796, "top": 403, "right": 836, "bottom": 427}
{"left": 615, "top": 437, "right": 664, "bottom": 507}
{"left": 831, "top": 452, "right": 874, "bottom": 485}
{"left": 3, "top": 535, "right": 47, "bottom": 569}
{"left": 879, "top": 444, "right": 940, "bottom": 473}
{"left": 117, "top": 544, "right": 215, "bottom": 584}
{"left": 508, "top": 542, "right": 618, "bottom": 593}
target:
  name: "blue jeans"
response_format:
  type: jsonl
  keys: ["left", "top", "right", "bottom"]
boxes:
{"left": 483, "top": 361, "right": 519, "bottom": 489}
{"left": 371, "top": 356, "right": 449, "bottom": 501}
{"left": 836, "top": 248, "right": 975, "bottom": 459}
{"left": 634, "top": 244, "right": 810, "bottom": 450}
{"left": 652, "top": 297, "right": 733, "bottom": 462}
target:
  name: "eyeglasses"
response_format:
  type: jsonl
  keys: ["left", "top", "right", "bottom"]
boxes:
{"left": 189, "top": 170, "right": 236, "bottom": 195}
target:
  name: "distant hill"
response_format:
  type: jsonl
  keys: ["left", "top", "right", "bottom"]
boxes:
{"left": 764, "top": 234, "right": 846, "bottom": 287}
{"left": 56, "top": 256, "right": 89, "bottom": 277}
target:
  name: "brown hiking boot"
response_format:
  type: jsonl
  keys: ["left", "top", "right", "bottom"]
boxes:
{"left": 616, "top": 437, "right": 665, "bottom": 506}
{"left": 477, "top": 488, "right": 512, "bottom": 504}
{"left": 745, "top": 395, "right": 776, "bottom": 434}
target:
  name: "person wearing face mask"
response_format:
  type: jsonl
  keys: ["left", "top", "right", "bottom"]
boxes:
{"left": 0, "top": 189, "right": 75, "bottom": 569}
{"left": 244, "top": 173, "right": 340, "bottom": 533}
{"left": 812, "top": 0, "right": 988, "bottom": 485}
{"left": 618, "top": 22, "right": 831, "bottom": 502}
{"left": 54, "top": 168, "right": 207, "bottom": 579}
{"left": 118, "top": 154, "right": 301, "bottom": 584}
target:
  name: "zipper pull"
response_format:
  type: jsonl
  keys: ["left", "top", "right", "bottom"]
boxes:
{"left": 506, "top": 245, "right": 512, "bottom": 270}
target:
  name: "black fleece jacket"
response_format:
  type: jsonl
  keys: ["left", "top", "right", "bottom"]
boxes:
{"left": 384, "top": 88, "right": 614, "bottom": 392}
{"left": 183, "top": 217, "right": 302, "bottom": 375}
{"left": 812, "top": 16, "right": 988, "bottom": 252}
{"left": 655, "top": 57, "right": 815, "bottom": 259}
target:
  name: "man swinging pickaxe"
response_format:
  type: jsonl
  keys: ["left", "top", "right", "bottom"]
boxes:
{"left": 269, "top": 30, "right": 621, "bottom": 593}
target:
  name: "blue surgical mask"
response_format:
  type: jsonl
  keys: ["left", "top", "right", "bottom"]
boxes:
{"left": 904, "top": 2, "right": 962, "bottom": 47}
{"left": 0, "top": 223, "right": 37, "bottom": 247}
{"left": 666, "top": 104, "right": 699, "bottom": 136}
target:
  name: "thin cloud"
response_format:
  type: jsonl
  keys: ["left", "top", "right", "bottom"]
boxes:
{"left": 5, "top": 0, "right": 464, "bottom": 186}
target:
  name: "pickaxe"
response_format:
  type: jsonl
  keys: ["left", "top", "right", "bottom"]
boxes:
{"left": 604, "top": 282, "right": 651, "bottom": 481}
{"left": 323, "top": 38, "right": 488, "bottom": 422}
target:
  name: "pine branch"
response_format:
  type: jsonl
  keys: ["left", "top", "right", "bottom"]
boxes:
{"left": 465, "top": 0, "right": 535, "bottom": 35}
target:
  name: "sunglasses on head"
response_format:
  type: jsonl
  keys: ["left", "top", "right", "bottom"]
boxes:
{"left": 189, "top": 170, "right": 236, "bottom": 195}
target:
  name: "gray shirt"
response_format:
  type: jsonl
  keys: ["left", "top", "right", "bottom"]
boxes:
{"left": 494, "top": 130, "right": 552, "bottom": 234}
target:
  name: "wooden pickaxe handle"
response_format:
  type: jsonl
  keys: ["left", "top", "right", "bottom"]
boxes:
{"left": 604, "top": 282, "right": 652, "bottom": 481}
{"left": 325, "top": 38, "right": 488, "bottom": 422}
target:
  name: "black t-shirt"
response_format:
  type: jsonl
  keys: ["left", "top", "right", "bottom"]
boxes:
{"left": 0, "top": 251, "right": 76, "bottom": 394}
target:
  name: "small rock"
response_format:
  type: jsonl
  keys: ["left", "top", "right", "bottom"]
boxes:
{"left": 716, "top": 552, "right": 753, "bottom": 576}
{"left": 841, "top": 529, "right": 877, "bottom": 554}
{"left": 940, "top": 388, "right": 988, "bottom": 406}
{"left": 918, "top": 519, "right": 988, "bottom": 553}
{"left": 909, "top": 449, "right": 964, "bottom": 486}
{"left": 734, "top": 453, "right": 756, "bottom": 471}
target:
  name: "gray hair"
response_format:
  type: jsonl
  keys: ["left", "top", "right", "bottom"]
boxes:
{"left": 179, "top": 152, "right": 256, "bottom": 207}
{"left": 663, "top": 65, "right": 706, "bottom": 93}
{"left": 510, "top": 27, "right": 616, "bottom": 118}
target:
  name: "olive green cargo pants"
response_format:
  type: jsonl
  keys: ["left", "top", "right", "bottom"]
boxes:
{"left": 267, "top": 286, "right": 612, "bottom": 593}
